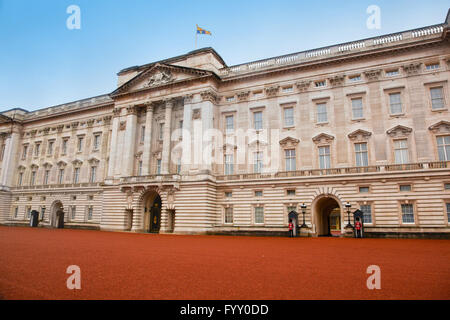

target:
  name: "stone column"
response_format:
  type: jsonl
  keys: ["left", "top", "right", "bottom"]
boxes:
{"left": 161, "top": 99, "right": 173, "bottom": 174}
{"left": 123, "top": 105, "right": 138, "bottom": 177}
{"left": 142, "top": 103, "right": 154, "bottom": 175}
{"left": 107, "top": 108, "right": 121, "bottom": 178}
{"left": 0, "top": 127, "right": 20, "bottom": 187}
{"left": 181, "top": 94, "right": 193, "bottom": 175}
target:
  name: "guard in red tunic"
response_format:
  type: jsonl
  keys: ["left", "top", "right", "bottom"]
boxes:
{"left": 355, "top": 217, "right": 363, "bottom": 238}
{"left": 288, "top": 220, "right": 294, "bottom": 237}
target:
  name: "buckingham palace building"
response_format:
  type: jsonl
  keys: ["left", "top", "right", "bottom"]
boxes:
{"left": 1, "top": 12, "right": 450, "bottom": 238}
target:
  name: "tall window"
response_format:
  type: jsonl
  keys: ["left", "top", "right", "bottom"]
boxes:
{"left": 225, "top": 154, "right": 234, "bottom": 175}
{"left": 394, "top": 139, "right": 409, "bottom": 164}
{"left": 14, "top": 207, "right": 18, "bottom": 219}
{"left": 44, "top": 170, "right": 50, "bottom": 185}
{"left": 351, "top": 98, "right": 364, "bottom": 119}
{"left": 254, "top": 111, "right": 263, "bottom": 130}
{"left": 318, "top": 146, "right": 331, "bottom": 169}
{"left": 389, "top": 93, "right": 402, "bottom": 114}
{"left": 58, "top": 169, "right": 65, "bottom": 184}
{"left": 62, "top": 139, "right": 68, "bottom": 154}
{"left": 437, "top": 135, "right": 450, "bottom": 161}
{"left": 140, "top": 126, "right": 145, "bottom": 143}
{"left": 90, "top": 166, "right": 97, "bottom": 183}
{"left": 156, "top": 159, "right": 161, "bottom": 175}
{"left": 93, "top": 134, "right": 101, "bottom": 150}
{"left": 254, "top": 207, "right": 264, "bottom": 224}
{"left": 355, "top": 143, "right": 368, "bottom": 167}
{"left": 0, "top": 144, "right": 4, "bottom": 161}
{"left": 430, "top": 87, "right": 445, "bottom": 110}
{"left": 47, "top": 141, "right": 54, "bottom": 155}
{"left": 225, "top": 115, "right": 234, "bottom": 132}
{"left": 360, "top": 204, "right": 372, "bottom": 224}
{"left": 30, "top": 171, "right": 36, "bottom": 185}
{"left": 34, "top": 143, "right": 40, "bottom": 157}
{"left": 177, "top": 158, "right": 181, "bottom": 174}
{"left": 224, "top": 207, "right": 233, "bottom": 224}
{"left": 26, "top": 206, "right": 31, "bottom": 219}
{"left": 87, "top": 206, "right": 93, "bottom": 220}
{"left": 254, "top": 151, "right": 263, "bottom": 173}
{"left": 285, "top": 149, "right": 296, "bottom": 171}
{"left": 138, "top": 161, "right": 143, "bottom": 176}
{"left": 401, "top": 203, "right": 414, "bottom": 223}
{"left": 22, "top": 145, "right": 28, "bottom": 159}
{"left": 446, "top": 203, "right": 450, "bottom": 223}
{"left": 77, "top": 137, "right": 83, "bottom": 152}
{"left": 159, "top": 123, "right": 164, "bottom": 140}
{"left": 284, "top": 107, "right": 294, "bottom": 127}
{"left": 70, "top": 206, "right": 76, "bottom": 220}
{"left": 73, "top": 167, "right": 80, "bottom": 183}
{"left": 40, "top": 206, "right": 46, "bottom": 220}
{"left": 18, "top": 172, "right": 23, "bottom": 186}
{"left": 316, "top": 103, "right": 328, "bottom": 123}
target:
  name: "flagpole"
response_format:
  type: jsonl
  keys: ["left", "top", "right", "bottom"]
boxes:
{"left": 195, "top": 25, "right": 198, "bottom": 49}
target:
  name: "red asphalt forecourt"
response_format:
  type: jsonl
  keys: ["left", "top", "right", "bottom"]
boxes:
{"left": 0, "top": 226, "right": 449, "bottom": 300}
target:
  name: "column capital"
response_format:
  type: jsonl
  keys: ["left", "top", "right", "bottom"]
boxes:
{"left": 126, "top": 105, "right": 138, "bottom": 115}
{"left": 163, "top": 98, "right": 175, "bottom": 108}
{"left": 113, "top": 107, "right": 121, "bottom": 117}
{"left": 183, "top": 94, "right": 194, "bottom": 104}
{"left": 200, "top": 90, "right": 219, "bottom": 104}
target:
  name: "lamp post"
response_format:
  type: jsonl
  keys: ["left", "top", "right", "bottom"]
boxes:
{"left": 345, "top": 201, "right": 353, "bottom": 228}
{"left": 300, "top": 203, "right": 308, "bottom": 228}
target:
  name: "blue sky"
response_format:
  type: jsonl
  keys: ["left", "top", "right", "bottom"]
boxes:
{"left": 0, "top": 0, "right": 448, "bottom": 112}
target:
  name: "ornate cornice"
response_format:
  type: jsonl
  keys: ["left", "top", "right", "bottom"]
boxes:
{"left": 386, "top": 125, "right": 412, "bottom": 137}
{"left": 296, "top": 80, "right": 311, "bottom": 92}
{"left": 279, "top": 136, "right": 300, "bottom": 147}
{"left": 402, "top": 62, "right": 422, "bottom": 75}
{"left": 364, "top": 69, "right": 382, "bottom": 81}
{"left": 312, "top": 133, "right": 335, "bottom": 144}
{"left": 328, "top": 74, "right": 346, "bottom": 87}
{"left": 265, "top": 86, "right": 279, "bottom": 97}
{"left": 428, "top": 120, "right": 450, "bottom": 134}
{"left": 347, "top": 129, "right": 372, "bottom": 140}
{"left": 103, "top": 115, "right": 112, "bottom": 125}
{"left": 237, "top": 91, "right": 250, "bottom": 101}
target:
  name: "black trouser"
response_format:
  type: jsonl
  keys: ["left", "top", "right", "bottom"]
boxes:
{"left": 355, "top": 229, "right": 362, "bottom": 238}
{"left": 289, "top": 230, "right": 293, "bottom": 237}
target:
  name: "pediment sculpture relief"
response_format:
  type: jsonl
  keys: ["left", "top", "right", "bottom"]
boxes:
{"left": 145, "top": 70, "right": 175, "bottom": 87}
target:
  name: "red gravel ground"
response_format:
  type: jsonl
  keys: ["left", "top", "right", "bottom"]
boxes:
{"left": 0, "top": 226, "right": 449, "bottom": 300}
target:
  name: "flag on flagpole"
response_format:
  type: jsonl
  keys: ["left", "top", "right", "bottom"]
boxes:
{"left": 196, "top": 24, "right": 212, "bottom": 35}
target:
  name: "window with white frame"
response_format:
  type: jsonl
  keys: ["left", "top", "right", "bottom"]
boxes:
{"left": 351, "top": 98, "right": 364, "bottom": 119}
{"left": 159, "top": 123, "right": 164, "bottom": 140}
{"left": 349, "top": 75, "right": 361, "bottom": 82}
{"left": 73, "top": 167, "right": 80, "bottom": 183}
{"left": 47, "top": 140, "right": 54, "bottom": 155}
{"left": 386, "top": 69, "right": 399, "bottom": 77}
{"left": 77, "top": 136, "right": 83, "bottom": 152}
{"left": 140, "top": 126, "right": 145, "bottom": 143}
{"left": 389, "top": 93, "right": 402, "bottom": 114}
{"left": 282, "top": 86, "right": 293, "bottom": 93}
{"left": 34, "top": 143, "right": 40, "bottom": 157}
{"left": 156, "top": 159, "right": 161, "bottom": 174}
{"left": 177, "top": 158, "right": 181, "bottom": 174}
{"left": 446, "top": 203, "right": 450, "bottom": 223}
{"left": 284, "top": 107, "right": 294, "bottom": 127}
{"left": 359, "top": 186, "right": 369, "bottom": 193}
{"left": 22, "top": 145, "right": 28, "bottom": 159}
{"left": 316, "top": 103, "right": 327, "bottom": 123}
{"left": 70, "top": 206, "right": 76, "bottom": 220}
{"left": 225, "top": 115, "right": 234, "bottom": 132}
{"left": 426, "top": 63, "right": 440, "bottom": 70}
{"left": 224, "top": 207, "right": 233, "bottom": 224}
{"left": 315, "top": 80, "right": 326, "bottom": 87}
{"left": 394, "top": 139, "right": 409, "bottom": 164}
{"left": 93, "top": 134, "right": 101, "bottom": 149}
{"left": 286, "top": 189, "right": 296, "bottom": 196}
{"left": 355, "top": 143, "right": 368, "bottom": 167}
{"left": 14, "top": 206, "right": 18, "bottom": 219}
{"left": 255, "top": 190, "right": 263, "bottom": 197}
{"left": 44, "top": 170, "right": 50, "bottom": 185}
{"left": 26, "top": 206, "right": 31, "bottom": 219}
{"left": 254, "top": 151, "right": 263, "bottom": 173}
{"left": 285, "top": 149, "right": 296, "bottom": 171}
{"left": 225, "top": 154, "right": 234, "bottom": 175}
{"left": 18, "top": 172, "right": 23, "bottom": 186}
{"left": 40, "top": 206, "right": 46, "bottom": 220}
{"left": 62, "top": 139, "right": 68, "bottom": 154}
{"left": 225, "top": 192, "right": 232, "bottom": 198}
{"left": 90, "top": 166, "right": 97, "bottom": 183}
{"left": 401, "top": 203, "right": 414, "bottom": 223}
{"left": 87, "top": 206, "right": 93, "bottom": 220}
{"left": 400, "top": 184, "right": 412, "bottom": 192}
{"left": 360, "top": 204, "right": 372, "bottom": 224}
{"left": 138, "top": 161, "right": 143, "bottom": 176}
{"left": 254, "top": 111, "right": 263, "bottom": 130}
{"left": 30, "top": 171, "right": 36, "bottom": 185}
{"left": 254, "top": 207, "right": 264, "bottom": 224}
{"left": 430, "top": 87, "right": 445, "bottom": 110}
{"left": 318, "top": 146, "right": 331, "bottom": 169}
{"left": 437, "top": 135, "right": 450, "bottom": 161}
{"left": 58, "top": 169, "right": 65, "bottom": 184}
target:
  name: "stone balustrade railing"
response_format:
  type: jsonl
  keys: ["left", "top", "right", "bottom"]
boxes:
{"left": 215, "top": 161, "right": 450, "bottom": 181}
{"left": 11, "top": 182, "right": 102, "bottom": 191}
{"left": 220, "top": 24, "right": 445, "bottom": 76}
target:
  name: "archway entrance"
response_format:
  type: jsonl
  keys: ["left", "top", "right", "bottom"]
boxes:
{"left": 143, "top": 192, "right": 162, "bottom": 233}
{"left": 313, "top": 196, "right": 342, "bottom": 236}
{"left": 51, "top": 201, "right": 65, "bottom": 229}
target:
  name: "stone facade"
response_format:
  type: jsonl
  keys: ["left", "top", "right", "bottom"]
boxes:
{"left": 1, "top": 14, "right": 450, "bottom": 237}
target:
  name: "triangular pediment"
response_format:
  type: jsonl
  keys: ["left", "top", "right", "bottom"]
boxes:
{"left": 279, "top": 136, "right": 300, "bottom": 147}
{"left": 428, "top": 120, "right": 450, "bottom": 133}
{"left": 111, "top": 63, "right": 214, "bottom": 97}
{"left": 347, "top": 129, "right": 372, "bottom": 140}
